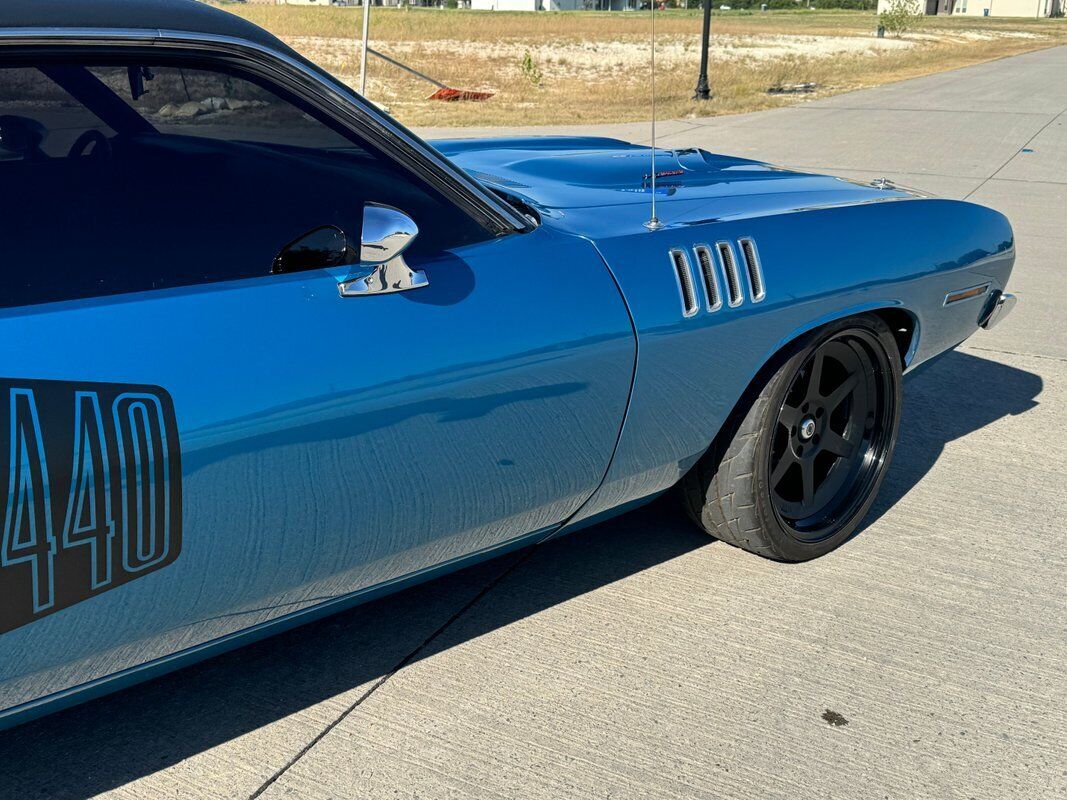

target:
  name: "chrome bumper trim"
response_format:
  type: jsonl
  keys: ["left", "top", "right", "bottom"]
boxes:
{"left": 981, "top": 291, "right": 1017, "bottom": 330}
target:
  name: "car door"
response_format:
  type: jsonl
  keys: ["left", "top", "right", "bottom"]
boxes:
{"left": 0, "top": 56, "right": 634, "bottom": 712}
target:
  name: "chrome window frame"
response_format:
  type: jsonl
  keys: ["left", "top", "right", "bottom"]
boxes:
{"left": 0, "top": 27, "right": 533, "bottom": 238}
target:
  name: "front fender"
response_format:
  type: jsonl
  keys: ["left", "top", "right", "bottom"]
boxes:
{"left": 565, "top": 196, "right": 1014, "bottom": 526}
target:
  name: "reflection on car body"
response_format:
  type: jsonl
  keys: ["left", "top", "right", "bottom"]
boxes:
{"left": 0, "top": 0, "right": 1016, "bottom": 729}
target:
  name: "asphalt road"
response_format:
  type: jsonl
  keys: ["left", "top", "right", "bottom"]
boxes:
{"left": 1, "top": 46, "right": 1064, "bottom": 800}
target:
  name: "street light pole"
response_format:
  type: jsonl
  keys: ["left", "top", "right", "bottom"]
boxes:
{"left": 359, "top": 0, "right": 371, "bottom": 97}
{"left": 693, "top": 0, "right": 713, "bottom": 100}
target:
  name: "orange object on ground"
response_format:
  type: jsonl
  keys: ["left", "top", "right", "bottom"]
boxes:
{"left": 368, "top": 47, "right": 493, "bottom": 103}
{"left": 427, "top": 87, "right": 493, "bottom": 102}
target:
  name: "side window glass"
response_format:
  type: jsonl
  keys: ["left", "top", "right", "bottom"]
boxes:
{"left": 87, "top": 65, "right": 354, "bottom": 151}
{"left": 0, "top": 58, "right": 485, "bottom": 310}
{"left": 0, "top": 67, "right": 116, "bottom": 159}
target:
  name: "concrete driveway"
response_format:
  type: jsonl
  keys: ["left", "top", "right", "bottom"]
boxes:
{"left": 1, "top": 46, "right": 1064, "bottom": 800}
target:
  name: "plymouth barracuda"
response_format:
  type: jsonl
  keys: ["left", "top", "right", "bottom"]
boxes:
{"left": 0, "top": 0, "right": 1016, "bottom": 728}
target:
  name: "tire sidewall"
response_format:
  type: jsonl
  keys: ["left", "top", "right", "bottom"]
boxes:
{"left": 753, "top": 315, "right": 904, "bottom": 561}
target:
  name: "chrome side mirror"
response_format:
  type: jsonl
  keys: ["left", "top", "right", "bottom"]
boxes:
{"left": 339, "top": 202, "right": 428, "bottom": 296}
{"left": 361, "top": 203, "right": 417, "bottom": 264}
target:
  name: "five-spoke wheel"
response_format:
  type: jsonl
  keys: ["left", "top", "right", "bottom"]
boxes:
{"left": 682, "top": 315, "right": 903, "bottom": 561}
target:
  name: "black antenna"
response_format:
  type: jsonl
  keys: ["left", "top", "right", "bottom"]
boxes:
{"left": 644, "top": 2, "right": 663, "bottom": 232}
{"left": 694, "top": 0, "right": 714, "bottom": 101}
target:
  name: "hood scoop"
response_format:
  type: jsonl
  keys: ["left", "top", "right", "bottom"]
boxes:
{"left": 433, "top": 136, "right": 909, "bottom": 216}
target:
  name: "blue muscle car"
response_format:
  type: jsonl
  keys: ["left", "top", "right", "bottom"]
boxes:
{"left": 0, "top": 0, "right": 1016, "bottom": 729}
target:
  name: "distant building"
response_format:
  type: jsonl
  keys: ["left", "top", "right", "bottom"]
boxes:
{"left": 470, "top": 0, "right": 568, "bottom": 8}
{"left": 469, "top": 0, "right": 639, "bottom": 7}
{"left": 877, "top": 0, "right": 1061, "bottom": 15}
{"left": 269, "top": 0, "right": 643, "bottom": 6}
{"left": 272, "top": 0, "right": 448, "bottom": 5}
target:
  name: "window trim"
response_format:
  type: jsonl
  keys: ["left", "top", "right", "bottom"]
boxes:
{"left": 0, "top": 27, "right": 534, "bottom": 238}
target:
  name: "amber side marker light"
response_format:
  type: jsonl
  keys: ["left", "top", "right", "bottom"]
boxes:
{"left": 944, "top": 283, "right": 991, "bottom": 306}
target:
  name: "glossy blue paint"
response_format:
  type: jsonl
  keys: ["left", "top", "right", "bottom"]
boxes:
{"left": 439, "top": 138, "right": 1014, "bottom": 525}
{"left": 0, "top": 224, "right": 634, "bottom": 723}
{"left": 0, "top": 20, "right": 1016, "bottom": 728}
{"left": 434, "top": 136, "right": 918, "bottom": 229}
{"left": 0, "top": 521, "right": 559, "bottom": 730}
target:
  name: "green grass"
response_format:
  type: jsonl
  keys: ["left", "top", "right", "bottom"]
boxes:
{"left": 212, "top": 5, "right": 1067, "bottom": 127}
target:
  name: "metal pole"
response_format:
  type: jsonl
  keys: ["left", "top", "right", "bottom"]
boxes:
{"left": 644, "top": 3, "right": 663, "bottom": 231}
{"left": 693, "top": 0, "right": 712, "bottom": 100}
{"left": 359, "top": 0, "right": 371, "bottom": 97}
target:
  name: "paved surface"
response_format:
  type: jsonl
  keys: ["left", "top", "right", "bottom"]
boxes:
{"left": 1, "top": 46, "right": 1064, "bottom": 800}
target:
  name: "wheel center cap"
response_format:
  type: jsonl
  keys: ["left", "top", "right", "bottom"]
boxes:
{"left": 799, "top": 417, "right": 817, "bottom": 441}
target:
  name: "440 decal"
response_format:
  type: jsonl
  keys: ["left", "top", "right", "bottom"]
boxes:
{"left": 0, "top": 379, "right": 181, "bottom": 635}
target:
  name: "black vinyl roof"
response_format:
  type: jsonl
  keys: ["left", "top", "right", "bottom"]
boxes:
{"left": 0, "top": 0, "right": 289, "bottom": 52}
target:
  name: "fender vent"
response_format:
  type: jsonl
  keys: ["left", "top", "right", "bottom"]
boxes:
{"left": 716, "top": 242, "right": 744, "bottom": 307}
{"left": 738, "top": 237, "right": 766, "bottom": 303}
{"left": 670, "top": 248, "right": 699, "bottom": 318}
{"left": 693, "top": 245, "right": 722, "bottom": 312}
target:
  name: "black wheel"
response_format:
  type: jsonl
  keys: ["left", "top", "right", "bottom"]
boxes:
{"left": 682, "top": 315, "right": 903, "bottom": 562}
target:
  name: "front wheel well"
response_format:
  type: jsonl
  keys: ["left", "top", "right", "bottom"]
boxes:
{"left": 688, "top": 309, "right": 913, "bottom": 487}
{"left": 682, "top": 314, "right": 904, "bottom": 561}
{"left": 870, "top": 307, "right": 917, "bottom": 368}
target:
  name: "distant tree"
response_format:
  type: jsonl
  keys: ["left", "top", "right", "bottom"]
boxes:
{"left": 879, "top": 0, "right": 923, "bottom": 36}
{"left": 521, "top": 51, "right": 543, "bottom": 87}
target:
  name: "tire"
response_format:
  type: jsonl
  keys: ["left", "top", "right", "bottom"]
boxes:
{"left": 682, "top": 314, "right": 903, "bottom": 562}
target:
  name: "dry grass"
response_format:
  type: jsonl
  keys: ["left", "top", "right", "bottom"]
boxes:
{"left": 214, "top": 4, "right": 1067, "bottom": 127}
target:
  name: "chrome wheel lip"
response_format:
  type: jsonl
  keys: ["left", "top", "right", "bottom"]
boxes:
{"left": 767, "top": 329, "right": 897, "bottom": 544}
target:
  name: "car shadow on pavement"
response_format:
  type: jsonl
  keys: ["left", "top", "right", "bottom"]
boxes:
{"left": 0, "top": 349, "right": 1041, "bottom": 800}
{"left": 859, "top": 348, "right": 1042, "bottom": 531}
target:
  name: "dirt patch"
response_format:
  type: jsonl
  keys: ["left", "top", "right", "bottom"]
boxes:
{"left": 822, "top": 709, "right": 850, "bottom": 727}
{"left": 219, "top": 7, "right": 1067, "bottom": 127}
{"left": 290, "top": 32, "right": 920, "bottom": 78}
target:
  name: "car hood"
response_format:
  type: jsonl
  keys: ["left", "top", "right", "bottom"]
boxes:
{"left": 431, "top": 136, "right": 922, "bottom": 235}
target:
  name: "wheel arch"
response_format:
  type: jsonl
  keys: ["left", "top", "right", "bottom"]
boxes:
{"left": 772, "top": 302, "right": 919, "bottom": 370}
{"left": 871, "top": 307, "right": 920, "bottom": 369}
{"left": 689, "top": 304, "right": 915, "bottom": 481}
